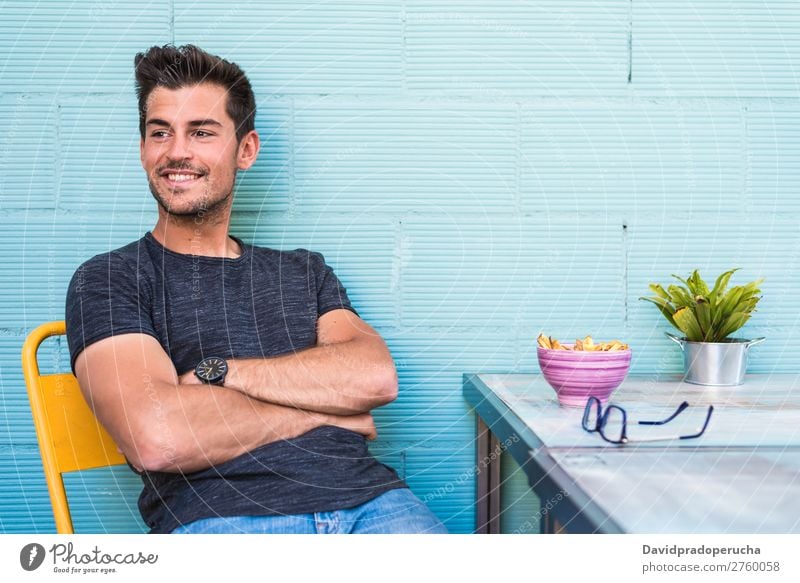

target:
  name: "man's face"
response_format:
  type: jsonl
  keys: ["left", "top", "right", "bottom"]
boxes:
{"left": 140, "top": 83, "right": 252, "bottom": 218}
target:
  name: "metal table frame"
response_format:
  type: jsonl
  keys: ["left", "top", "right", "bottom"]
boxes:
{"left": 465, "top": 373, "right": 623, "bottom": 533}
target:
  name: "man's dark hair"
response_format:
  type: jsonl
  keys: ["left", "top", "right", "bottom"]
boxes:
{"left": 134, "top": 44, "right": 256, "bottom": 144}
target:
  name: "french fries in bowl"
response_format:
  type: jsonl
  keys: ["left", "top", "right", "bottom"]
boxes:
{"left": 537, "top": 334, "right": 629, "bottom": 352}
{"left": 537, "top": 334, "right": 631, "bottom": 407}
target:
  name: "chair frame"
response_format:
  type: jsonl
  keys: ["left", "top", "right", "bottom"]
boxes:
{"left": 22, "top": 320, "right": 125, "bottom": 534}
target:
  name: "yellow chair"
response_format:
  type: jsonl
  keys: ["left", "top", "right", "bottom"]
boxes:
{"left": 22, "top": 320, "right": 125, "bottom": 534}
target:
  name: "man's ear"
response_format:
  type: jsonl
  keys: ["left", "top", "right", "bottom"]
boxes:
{"left": 140, "top": 137, "right": 145, "bottom": 166}
{"left": 237, "top": 130, "right": 260, "bottom": 171}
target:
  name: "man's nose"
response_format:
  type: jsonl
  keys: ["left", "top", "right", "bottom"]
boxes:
{"left": 166, "top": 134, "right": 193, "bottom": 159}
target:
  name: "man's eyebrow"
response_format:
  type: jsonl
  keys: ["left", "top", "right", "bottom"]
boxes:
{"left": 145, "top": 118, "right": 224, "bottom": 128}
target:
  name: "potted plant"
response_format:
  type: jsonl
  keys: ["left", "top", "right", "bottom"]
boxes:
{"left": 640, "top": 268, "right": 765, "bottom": 386}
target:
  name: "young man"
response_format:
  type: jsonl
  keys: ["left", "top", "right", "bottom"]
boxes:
{"left": 65, "top": 44, "right": 447, "bottom": 534}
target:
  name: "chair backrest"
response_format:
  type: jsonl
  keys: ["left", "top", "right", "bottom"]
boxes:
{"left": 22, "top": 320, "right": 125, "bottom": 534}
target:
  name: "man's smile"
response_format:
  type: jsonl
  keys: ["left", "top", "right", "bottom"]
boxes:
{"left": 160, "top": 170, "right": 205, "bottom": 188}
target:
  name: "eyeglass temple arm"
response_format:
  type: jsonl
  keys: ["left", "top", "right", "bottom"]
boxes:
{"left": 679, "top": 405, "right": 714, "bottom": 439}
{"left": 619, "top": 406, "right": 714, "bottom": 444}
{"left": 638, "top": 401, "right": 689, "bottom": 426}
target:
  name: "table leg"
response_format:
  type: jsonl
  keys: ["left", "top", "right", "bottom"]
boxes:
{"left": 540, "top": 505, "right": 567, "bottom": 534}
{"left": 540, "top": 504, "right": 553, "bottom": 534}
{"left": 475, "top": 417, "right": 501, "bottom": 534}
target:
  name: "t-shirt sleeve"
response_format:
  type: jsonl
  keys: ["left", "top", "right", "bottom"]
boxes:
{"left": 310, "top": 251, "right": 359, "bottom": 318}
{"left": 65, "top": 252, "right": 158, "bottom": 375}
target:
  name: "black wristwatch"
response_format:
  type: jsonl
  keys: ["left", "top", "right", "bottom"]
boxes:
{"left": 194, "top": 356, "right": 228, "bottom": 385}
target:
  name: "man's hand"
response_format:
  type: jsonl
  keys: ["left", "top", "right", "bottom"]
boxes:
{"left": 325, "top": 411, "right": 378, "bottom": 441}
{"left": 178, "top": 369, "right": 203, "bottom": 386}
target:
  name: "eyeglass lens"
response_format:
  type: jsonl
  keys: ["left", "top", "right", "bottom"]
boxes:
{"left": 601, "top": 405, "right": 626, "bottom": 443}
{"left": 582, "top": 397, "right": 601, "bottom": 431}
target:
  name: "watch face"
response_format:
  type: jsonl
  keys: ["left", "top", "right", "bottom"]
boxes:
{"left": 196, "top": 357, "right": 228, "bottom": 383}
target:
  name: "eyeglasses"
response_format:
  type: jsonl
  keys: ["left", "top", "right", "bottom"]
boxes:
{"left": 581, "top": 396, "right": 714, "bottom": 445}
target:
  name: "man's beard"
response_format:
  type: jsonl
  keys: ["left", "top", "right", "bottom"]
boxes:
{"left": 148, "top": 179, "right": 233, "bottom": 224}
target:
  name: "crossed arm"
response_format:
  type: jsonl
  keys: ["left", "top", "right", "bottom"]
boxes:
{"left": 179, "top": 309, "right": 397, "bottom": 415}
{"left": 74, "top": 309, "right": 397, "bottom": 474}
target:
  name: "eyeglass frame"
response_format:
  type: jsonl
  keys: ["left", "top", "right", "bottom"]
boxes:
{"left": 581, "top": 396, "right": 714, "bottom": 445}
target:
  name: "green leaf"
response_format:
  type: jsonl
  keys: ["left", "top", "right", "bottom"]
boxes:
{"left": 648, "top": 283, "right": 672, "bottom": 302}
{"left": 684, "top": 272, "right": 700, "bottom": 296}
{"left": 694, "top": 297, "right": 712, "bottom": 341}
{"left": 709, "top": 268, "right": 739, "bottom": 306}
{"left": 718, "top": 286, "right": 744, "bottom": 321}
{"left": 639, "top": 295, "right": 676, "bottom": 314}
{"left": 639, "top": 296, "right": 678, "bottom": 329}
{"left": 673, "top": 306, "right": 704, "bottom": 341}
{"left": 667, "top": 284, "right": 693, "bottom": 308}
{"left": 736, "top": 297, "right": 761, "bottom": 314}
{"left": 671, "top": 274, "right": 690, "bottom": 288}
{"left": 715, "top": 312, "right": 751, "bottom": 341}
{"left": 739, "top": 279, "right": 764, "bottom": 303}
{"left": 687, "top": 270, "right": 710, "bottom": 296}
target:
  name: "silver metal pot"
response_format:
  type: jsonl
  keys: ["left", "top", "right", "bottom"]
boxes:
{"left": 665, "top": 332, "right": 766, "bottom": 386}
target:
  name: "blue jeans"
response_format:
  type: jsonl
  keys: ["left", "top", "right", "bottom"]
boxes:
{"left": 171, "top": 488, "right": 448, "bottom": 534}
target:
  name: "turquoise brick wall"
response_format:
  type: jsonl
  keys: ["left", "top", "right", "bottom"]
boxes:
{"left": 1, "top": 1, "right": 798, "bottom": 533}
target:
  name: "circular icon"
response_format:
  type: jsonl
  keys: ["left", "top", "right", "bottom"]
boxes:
{"left": 20, "top": 543, "right": 46, "bottom": 571}
{"left": 195, "top": 356, "right": 228, "bottom": 384}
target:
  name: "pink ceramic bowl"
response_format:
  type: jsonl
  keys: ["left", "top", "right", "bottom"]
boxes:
{"left": 537, "top": 345, "right": 632, "bottom": 407}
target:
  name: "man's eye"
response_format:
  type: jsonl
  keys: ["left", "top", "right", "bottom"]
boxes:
{"left": 194, "top": 130, "right": 212, "bottom": 137}
{"left": 150, "top": 131, "right": 168, "bottom": 138}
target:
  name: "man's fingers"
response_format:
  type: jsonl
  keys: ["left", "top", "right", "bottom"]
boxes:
{"left": 329, "top": 411, "right": 377, "bottom": 439}
{"left": 355, "top": 414, "right": 377, "bottom": 440}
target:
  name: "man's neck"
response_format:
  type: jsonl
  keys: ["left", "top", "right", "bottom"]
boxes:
{"left": 150, "top": 218, "right": 242, "bottom": 259}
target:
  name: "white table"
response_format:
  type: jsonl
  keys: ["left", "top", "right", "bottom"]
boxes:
{"left": 463, "top": 373, "right": 800, "bottom": 533}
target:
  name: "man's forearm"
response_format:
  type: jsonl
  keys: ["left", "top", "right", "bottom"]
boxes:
{"left": 136, "top": 381, "right": 329, "bottom": 473}
{"left": 224, "top": 336, "right": 398, "bottom": 415}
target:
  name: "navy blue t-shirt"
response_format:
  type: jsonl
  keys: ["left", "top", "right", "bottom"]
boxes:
{"left": 65, "top": 231, "right": 405, "bottom": 533}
